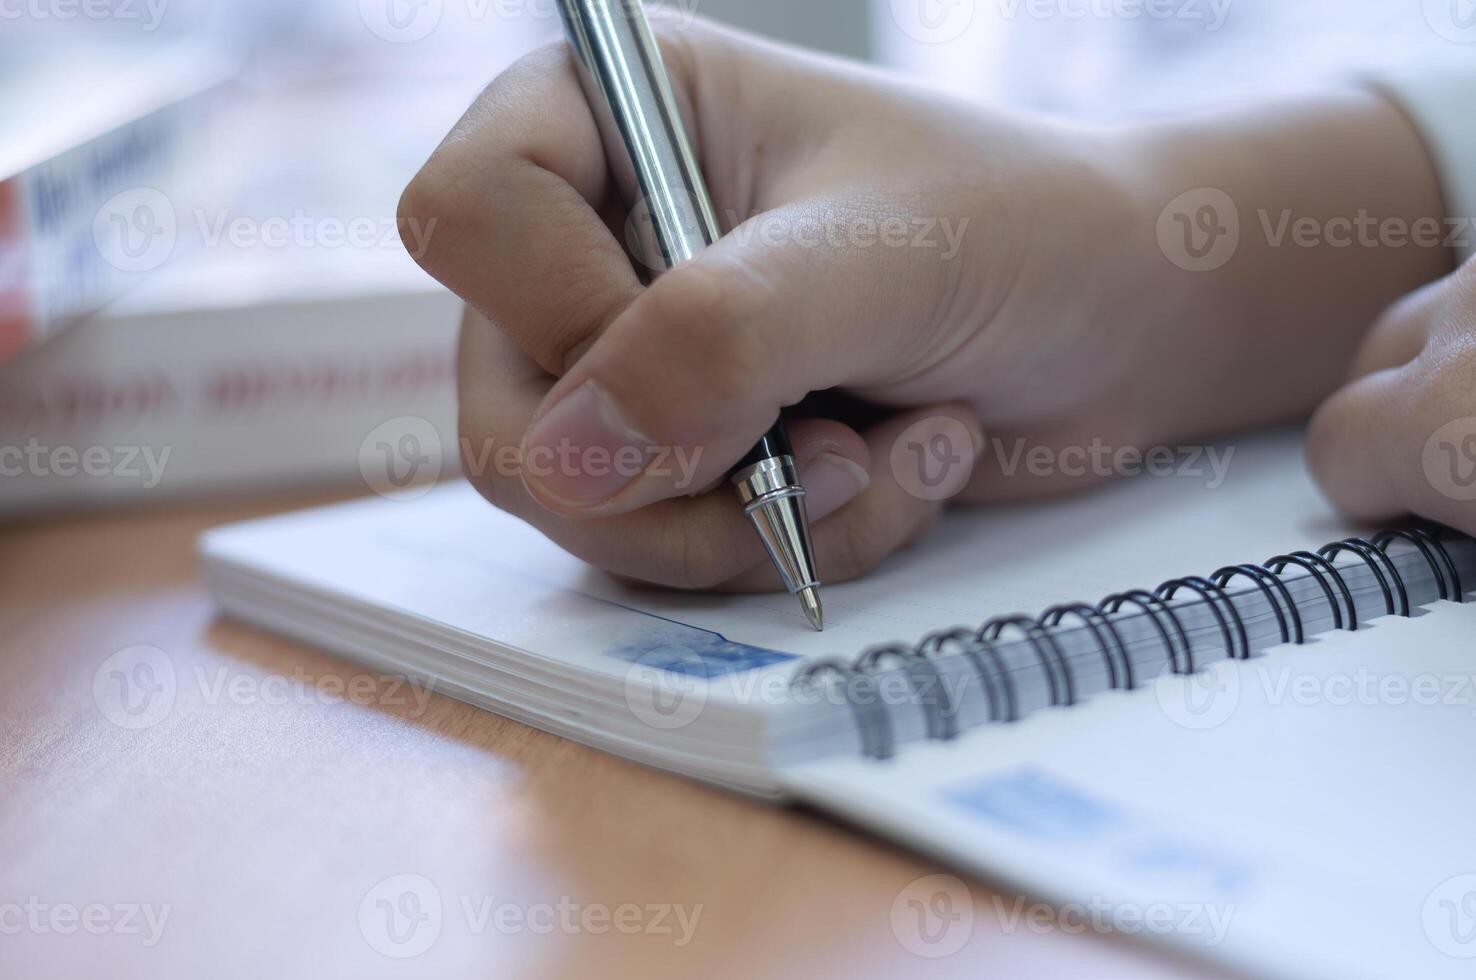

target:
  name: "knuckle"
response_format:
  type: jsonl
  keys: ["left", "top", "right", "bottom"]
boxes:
{"left": 398, "top": 155, "right": 477, "bottom": 276}
{"left": 399, "top": 45, "right": 571, "bottom": 271}
{"left": 640, "top": 266, "right": 771, "bottom": 402}
{"left": 469, "top": 42, "right": 570, "bottom": 133}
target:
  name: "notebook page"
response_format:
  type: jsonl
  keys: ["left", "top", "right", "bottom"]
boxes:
{"left": 782, "top": 599, "right": 1476, "bottom": 980}
{"left": 205, "top": 428, "right": 1350, "bottom": 688}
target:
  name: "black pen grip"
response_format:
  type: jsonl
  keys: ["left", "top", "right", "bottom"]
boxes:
{"left": 731, "top": 423, "right": 795, "bottom": 475}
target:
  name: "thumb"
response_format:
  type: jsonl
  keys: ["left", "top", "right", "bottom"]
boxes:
{"left": 1306, "top": 274, "right": 1454, "bottom": 523}
{"left": 518, "top": 199, "right": 964, "bottom": 517}
{"left": 1306, "top": 369, "right": 1421, "bottom": 522}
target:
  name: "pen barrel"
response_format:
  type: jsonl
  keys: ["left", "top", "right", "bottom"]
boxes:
{"left": 557, "top": 0, "right": 722, "bottom": 272}
{"left": 559, "top": 1, "right": 820, "bottom": 607}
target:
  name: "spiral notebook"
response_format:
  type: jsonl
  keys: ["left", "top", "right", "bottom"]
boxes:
{"left": 201, "top": 431, "right": 1476, "bottom": 979}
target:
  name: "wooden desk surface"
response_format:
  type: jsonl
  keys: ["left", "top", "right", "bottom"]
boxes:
{"left": 0, "top": 493, "right": 1233, "bottom": 980}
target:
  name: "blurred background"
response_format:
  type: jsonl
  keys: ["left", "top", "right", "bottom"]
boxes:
{"left": 1, "top": 0, "right": 1463, "bottom": 513}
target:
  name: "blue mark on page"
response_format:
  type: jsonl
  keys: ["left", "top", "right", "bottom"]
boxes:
{"left": 604, "top": 620, "right": 797, "bottom": 679}
{"left": 946, "top": 767, "right": 1255, "bottom": 897}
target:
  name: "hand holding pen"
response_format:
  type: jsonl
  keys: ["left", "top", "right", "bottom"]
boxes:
{"left": 400, "top": 10, "right": 1449, "bottom": 614}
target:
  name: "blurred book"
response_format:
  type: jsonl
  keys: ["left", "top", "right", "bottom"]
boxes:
{"left": 0, "top": 11, "right": 564, "bottom": 513}
{"left": 0, "top": 250, "right": 461, "bottom": 514}
{"left": 0, "top": 41, "right": 234, "bottom": 364}
{"left": 0, "top": 72, "right": 506, "bottom": 515}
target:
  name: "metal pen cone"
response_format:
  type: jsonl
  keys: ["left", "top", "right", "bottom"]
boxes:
{"left": 799, "top": 587, "right": 824, "bottom": 632}
{"left": 742, "top": 492, "right": 820, "bottom": 600}
{"left": 731, "top": 456, "right": 822, "bottom": 630}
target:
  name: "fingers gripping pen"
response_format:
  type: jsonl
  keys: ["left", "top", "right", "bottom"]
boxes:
{"left": 556, "top": 0, "right": 825, "bottom": 629}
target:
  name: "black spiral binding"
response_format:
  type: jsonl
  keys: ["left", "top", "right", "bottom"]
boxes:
{"left": 793, "top": 525, "right": 1464, "bottom": 761}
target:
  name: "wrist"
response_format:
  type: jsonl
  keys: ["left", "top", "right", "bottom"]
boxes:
{"left": 1105, "top": 89, "right": 1454, "bottom": 441}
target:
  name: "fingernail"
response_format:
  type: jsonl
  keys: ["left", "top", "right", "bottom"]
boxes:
{"left": 801, "top": 452, "right": 871, "bottom": 521}
{"left": 522, "top": 382, "right": 657, "bottom": 507}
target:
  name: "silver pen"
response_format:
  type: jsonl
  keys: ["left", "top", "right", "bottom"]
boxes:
{"left": 557, "top": 0, "right": 824, "bottom": 631}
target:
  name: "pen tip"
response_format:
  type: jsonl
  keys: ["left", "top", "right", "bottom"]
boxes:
{"left": 799, "top": 587, "right": 824, "bottom": 632}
